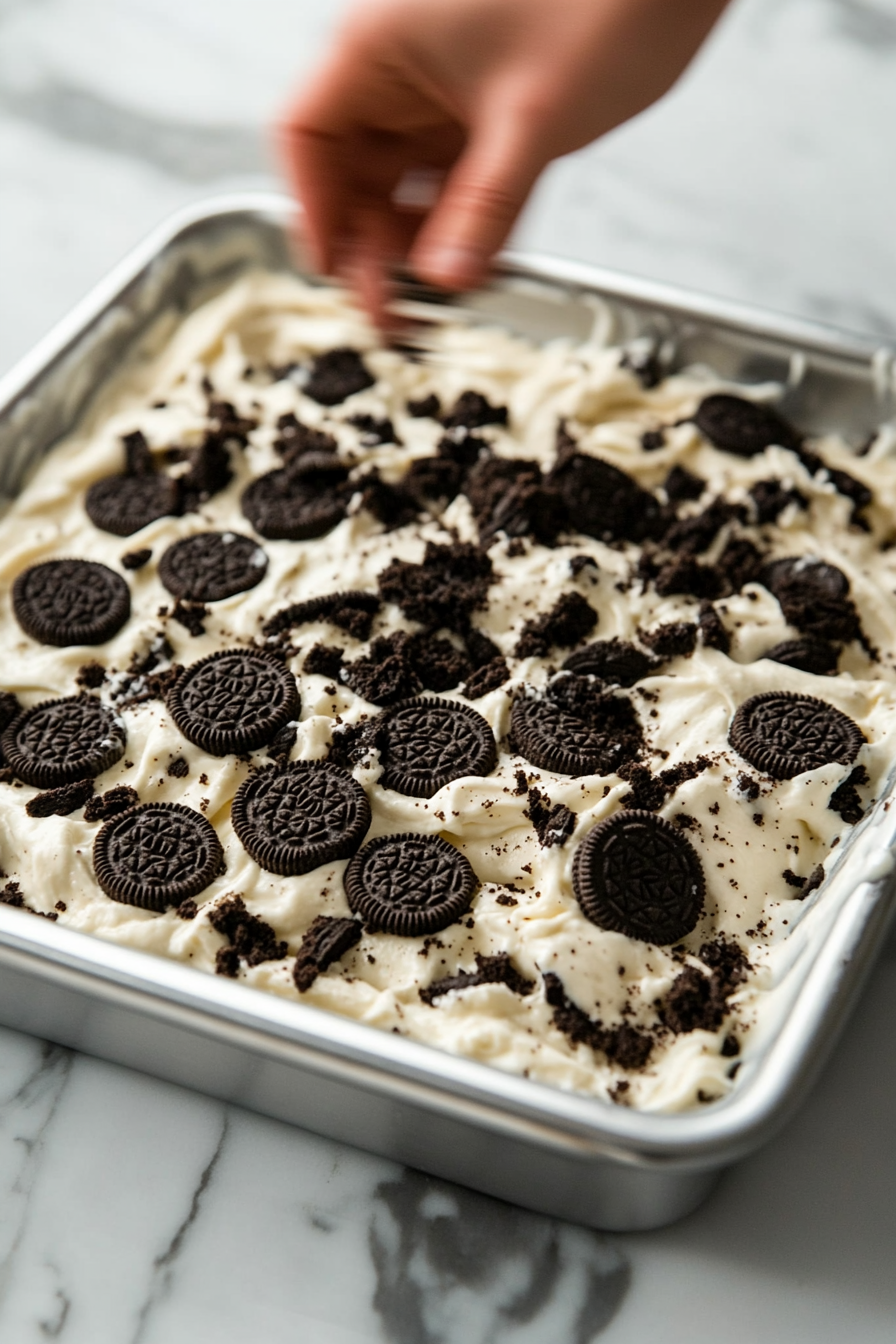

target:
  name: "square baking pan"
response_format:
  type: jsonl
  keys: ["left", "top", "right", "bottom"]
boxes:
{"left": 1, "top": 192, "right": 896, "bottom": 1232}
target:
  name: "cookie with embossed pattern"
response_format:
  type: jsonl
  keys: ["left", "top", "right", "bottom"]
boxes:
{"left": 376, "top": 698, "right": 496, "bottom": 798}
{"left": 13, "top": 559, "right": 130, "bottom": 647}
{"left": 573, "top": 810, "right": 705, "bottom": 944}
{"left": 2, "top": 695, "right": 126, "bottom": 788}
{"left": 94, "top": 802, "right": 224, "bottom": 910}
{"left": 166, "top": 650, "right": 299, "bottom": 756}
{"left": 345, "top": 833, "right": 478, "bottom": 936}
{"left": 232, "top": 761, "right": 371, "bottom": 876}
{"left": 159, "top": 532, "right": 268, "bottom": 603}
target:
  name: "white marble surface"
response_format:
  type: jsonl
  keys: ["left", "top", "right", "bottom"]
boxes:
{"left": 2, "top": 1, "right": 896, "bottom": 1338}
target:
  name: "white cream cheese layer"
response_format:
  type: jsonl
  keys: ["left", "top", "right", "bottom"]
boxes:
{"left": 2, "top": 271, "right": 896, "bottom": 1113}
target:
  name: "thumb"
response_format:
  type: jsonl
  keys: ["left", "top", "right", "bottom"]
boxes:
{"left": 409, "top": 95, "right": 547, "bottom": 290}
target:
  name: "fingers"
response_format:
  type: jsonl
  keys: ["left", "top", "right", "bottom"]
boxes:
{"left": 409, "top": 90, "right": 548, "bottom": 289}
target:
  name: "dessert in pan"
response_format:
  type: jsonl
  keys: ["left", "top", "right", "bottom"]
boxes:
{"left": 1, "top": 271, "right": 895, "bottom": 1115}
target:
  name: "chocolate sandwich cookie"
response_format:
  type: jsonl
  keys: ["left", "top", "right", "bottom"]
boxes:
{"left": 376, "top": 698, "right": 497, "bottom": 797}
{"left": 304, "top": 348, "right": 375, "bottom": 405}
{"left": 232, "top": 761, "right": 371, "bottom": 876}
{"left": 94, "top": 802, "right": 224, "bottom": 910}
{"left": 694, "top": 394, "right": 803, "bottom": 457}
{"left": 262, "top": 591, "right": 380, "bottom": 641}
{"left": 85, "top": 473, "right": 180, "bottom": 536}
{"left": 573, "top": 810, "right": 705, "bottom": 944}
{"left": 761, "top": 556, "right": 849, "bottom": 601}
{"left": 729, "top": 692, "right": 864, "bottom": 780}
{"left": 562, "top": 639, "right": 654, "bottom": 687}
{"left": 159, "top": 532, "right": 268, "bottom": 603}
{"left": 166, "top": 650, "right": 300, "bottom": 756}
{"left": 241, "top": 467, "right": 346, "bottom": 541}
{"left": 2, "top": 695, "right": 126, "bottom": 788}
{"left": 13, "top": 559, "right": 130, "bottom": 647}
{"left": 511, "top": 695, "right": 632, "bottom": 777}
{"left": 293, "top": 915, "right": 363, "bottom": 991}
{"left": 764, "top": 638, "right": 839, "bottom": 676}
{"left": 345, "top": 833, "right": 478, "bottom": 936}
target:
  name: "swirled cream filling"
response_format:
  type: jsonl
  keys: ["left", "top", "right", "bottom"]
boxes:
{"left": 2, "top": 271, "right": 896, "bottom": 1113}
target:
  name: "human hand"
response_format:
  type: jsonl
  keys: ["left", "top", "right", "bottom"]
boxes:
{"left": 279, "top": 0, "right": 730, "bottom": 321}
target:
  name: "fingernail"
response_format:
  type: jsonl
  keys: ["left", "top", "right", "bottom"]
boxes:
{"left": 417, "top": 244, "right": 482, "bottom": 289}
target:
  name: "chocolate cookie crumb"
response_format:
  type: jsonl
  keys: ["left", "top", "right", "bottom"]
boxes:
{"left": 640, "top": 622, "right": 697, "bottom": 659}
{"left": 659, "top": 936, "right": 749, "bottom": 1034}
{"left": 798, "top": 864, "right": 826, "bottom": 899}
{"left": 304, "top": 644, "right": 346, "bottom": 680}
{"left": 526, "top": 787, "right": 576, "bottom": 847}
{"left": 176, "top": 899, "right": 198, "bottom": 920}
{"left": 167, "top": 757, "right": 189, "bottom": 779}
{"left": 209, "top": 894, "right": 287, "bottom": 970}
{"left": 121, "top": 548, "right": 152, "bottom": 571}
{"left": 293, "top": 914, "right": 363, "bottom": 991}
{"left": 462, "top": 657, "right": 510, "bottom": 699}
{"left": 698, "top": 602, "right": 731, "bottom": 655}
{"left": 170, "top": 599, "right": 208, "bottom": 637}
{"left": 664, "top": 464, "right": 705, "bottom": 503}
{"left": 421, "top": 952, "right": 534, "bottom": 1005}
{"left": 378, "top": 541, "right": 493, "bottom": 631}
{"left": 441, "top": 390, "right": 508, "bottom": 431}
{"left": 76, "top": 661, "right": 107, "bottom": 690}
{"left": 543, "top": 973, "right": 653, "bottom": 1069}
{"left": 83, "top": 785, "right": 140, "bottom": 823}
{"left": 829, "top": 764, "right": 870, "bottom": 824}
{"left": 407, "top": 393, "right": 440, "bottom": 419}
{"left": 514, "top": 591, "right": 598, "bottom": 659}
{"left": 26, "top": 777, "right": 95, "bottom": 818}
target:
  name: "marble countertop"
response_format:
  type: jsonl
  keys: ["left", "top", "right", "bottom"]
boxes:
{"left": 2, "top": 1, "right": 896, "bottom": 1339}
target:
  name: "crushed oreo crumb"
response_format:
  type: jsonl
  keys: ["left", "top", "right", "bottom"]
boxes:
{"left": 421, "top": 953, "right": 534, "bottom": 1005}
{"left": 209, "top": 894, "right": 288, "bottom": 972}
{"left": 83, "top": 785, "right": 140, "bottom": 823}
{"left": 26, "top": 777, "right": 95, "bottom": 819}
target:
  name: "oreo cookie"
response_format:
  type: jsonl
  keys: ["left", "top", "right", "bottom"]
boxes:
{"left": 729, "top": 692, "right": 864, "bottom": 779}
{"left": 562, "top": 639, "right": 654, "bottom": 687}
{"left": 13, "top": 560, "right": 130, "bottom": 647}
{"left": 694, "top": 395, "right": 802, "bottom": 457}
{"left": 241, "top": 467, "right": 346, "bottom": 541}
{"left": 262, "top": 591, "right": 380, "bottom": 641}
{"left": 159, "top": 532, "right": 268, "bottom": 603}
{"left": 94, "top": 802, "right": 224, "bottom": 910}
{"left": 166, "top": 650, "right": 300, "bottom": 756}
{"left": 511, "top": 694, "right": 639, "bottom": 777}
{"left": 305, "top": 348, "right": 375, "bottom": 405}
{"left": 764, "top": 638, "right": 839, "bottom": 676}
{"left": 232, "top": 761, "right": 371, "bottom": 876}
{"left": 86, "top": 473, "right": 180, "bottom": 536}
{"left": 344, "top": 833, "right": 478, "bottom": 936}
{"left": 761, "top": 556, "right": 849, "bottom": 601}
{"left": 2, "top": 696, "right": 126, "bottom": 788}
{"left": 376, "top": 698, "right": 497, "bottom": 797}
{"left": 573, "top": 810, "right": 705, "bottom": 944}
{"left": 547, "top": 452, "right": 661, "bottom": 544}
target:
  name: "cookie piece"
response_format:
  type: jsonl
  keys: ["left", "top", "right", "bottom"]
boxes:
{"left": 729, "top": 692, "right": 864, "bottom": 779}
{"left": 441, "top": 390, "right": 508, "bottom": 431}
{"left": 305, "top": 348, "right": 375, "bottom": 405}
{"left": 376, "top": 698, "right": 497, "bottom": 797}
{"left": 159, "top": 532, "right": 268, "bottom": 603}
{"left": 760, "top": 557, "right": 862, "bottom": 646}
{"left": 241, "top": 467, "right": 346, "bottom": 541}
{"left": 562, "top": 639, "right": 654, "bottom": 687}
{"left": 13, "top": 559, "right": 130, "bottom": 647}
{"left": 232, "top": 761, "right": 371, "bottom": 876}
{"left": 764, "top": 638, "right": 839, "bottom": 676}
{"left": 166, "top": 651, "right": 300, "bottom": 756}
{"left": 26, "top": 777, "right": 94, "bottom": 819}
{"left": 293, "top": 915, "right": 364, "bottom": 991}
{"left": 94, "top": 802, "right": 224, "bottom": 911}
{"left": 2, "top": 696, "right": 126, "bottom": 788}
{"left": 547, "top": 452, "right": 661, "bottom": 544}
{"left": 345, "top": 833, "right": 478, "bottom": 935}
{"left": 514, "top": 592, "right": 597, "bottom": 660}
{"left": 262, "top": 591, "right": 380, "bottom": 641}
{"left": 85, "top": 473, "right": 180, "bottom": 536}
{"left": 121, "top": 548, "right": 152, "bottom": 571}
{"left": 694, "top": 394, "right": 802, "bottom": 457}
{"left": 511, "top": 693, "right": 641, "bottom": 777}
{"left": 573, "top": 810, "right": 705, "bottom": 944}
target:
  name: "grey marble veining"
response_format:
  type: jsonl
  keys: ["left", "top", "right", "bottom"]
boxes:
{"left": 2, "top": 1, "right": 896, "bottom": 1340}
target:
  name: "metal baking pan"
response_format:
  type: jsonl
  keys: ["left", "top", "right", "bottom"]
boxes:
{"left": 2, "top": 191, "right": 896, "bottom": 1232}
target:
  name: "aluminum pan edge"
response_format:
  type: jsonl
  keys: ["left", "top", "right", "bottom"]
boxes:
{"left": 1, "top": 191, "right": 895, "bottom": 1175}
